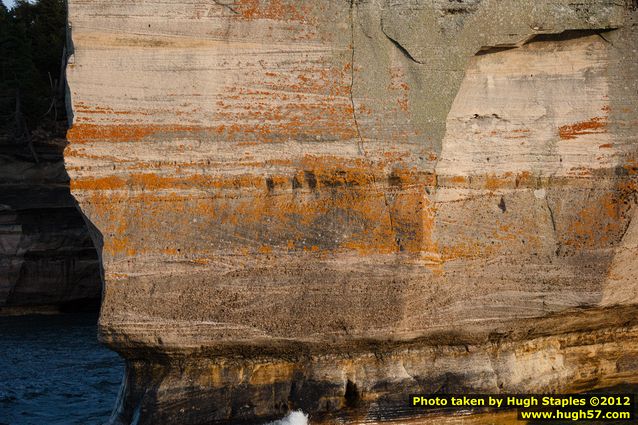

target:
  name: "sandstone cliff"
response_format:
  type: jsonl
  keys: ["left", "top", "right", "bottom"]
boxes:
{"left": 65, "top": 1, "right": 638, "bottom": 423}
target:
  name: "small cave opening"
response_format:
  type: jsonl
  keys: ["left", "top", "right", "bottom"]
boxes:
{"left": 525, "top": 28, "right": 616, "bottom": 45}
{"left": 475, "top": 29, "right": 617, "bottom": 57}
{"left": 344, "top": 380, "right": 361, "bottom": 408}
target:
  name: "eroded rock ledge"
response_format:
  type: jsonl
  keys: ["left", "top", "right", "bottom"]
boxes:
{"left": 65, "top": 1, "right": 638, "bottom": 423}
{"left": 109, "top": 306, "right": 638, "bottom": 424}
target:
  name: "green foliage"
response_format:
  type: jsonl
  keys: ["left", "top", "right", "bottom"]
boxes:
{"left": 0, "top": 0, "right": 67, "bottom": 135}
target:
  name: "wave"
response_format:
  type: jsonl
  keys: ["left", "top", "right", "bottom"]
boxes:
{"left": 265, "top": 410, "right": 309, "bottom": 425}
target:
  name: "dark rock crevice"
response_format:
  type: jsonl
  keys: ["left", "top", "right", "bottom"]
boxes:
{"left": 349, "top": 0, "right": 366, "bottom": 155}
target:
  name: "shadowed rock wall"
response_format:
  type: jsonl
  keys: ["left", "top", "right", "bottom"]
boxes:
{"left": 0, "top": 135, "right": 101, "bottom": 312}
{"left": 65, "top": 1, "right": 638, "bottom": 423}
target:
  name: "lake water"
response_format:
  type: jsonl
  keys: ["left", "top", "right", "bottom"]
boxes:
{"left": 0, "top": 312, "right": 310, "bottom": 425}
{"left": 0, "top": 313, "right": 124, "bottom": 425}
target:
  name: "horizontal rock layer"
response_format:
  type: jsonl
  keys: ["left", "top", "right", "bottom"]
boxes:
{"left": 65, "top": 0, "right": 638, "bottom": 423}
{"left": 114, "top": 307, "right": 638, "bottom": 424}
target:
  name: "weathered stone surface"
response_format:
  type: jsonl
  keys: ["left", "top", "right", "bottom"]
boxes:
{"left": 0, "top": 135, "right": 101, "bottom": 312}
{"left": 65, "top": 0, "right": 638, "bottom": 423}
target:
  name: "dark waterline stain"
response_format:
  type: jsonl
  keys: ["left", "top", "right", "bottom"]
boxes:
{"left": 0, "top": 313, "right": 124, "bottom": 425}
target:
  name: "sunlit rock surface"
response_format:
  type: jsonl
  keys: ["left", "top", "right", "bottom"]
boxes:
{"left": 65, "top": 1, "right": 638, "bottom": 423}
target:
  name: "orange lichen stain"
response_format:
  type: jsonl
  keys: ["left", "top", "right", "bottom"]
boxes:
{"left": 390, "top": 190, "right": 437, "bottom": 253}
{"left": 358, "top": 103, "right": 373, "bottom": 116}
{"left": 382, "top": 151, "right": 410, "bottom": 161}
{"left": 65, "top": 147, "right": 129, "bottom": 163}
{"left": 72, "top": 173, "right": 273, "bottom": 192}
{"left": 624, "top": 160, "right": 638, "bottom": 177}
{"left": 505, "top": 128, "right": 531, "bottom": 139}
{"left": 73, "top": 105, "right": 144, "bottom": 116}
{"left": 235, "top": 0, "right": 311, "bottom": 24}
{"left": 558, "top": 117, "right": 607, "bottom": 140}
{"left": 105, "top": 236, "right": 132, "bottom": 256}
{"left": 298, "top": 155, "right": 377, "bottom": 188}
{"left": 256, "top": 67, "right": 350, "bottom": 97}
{"left": 71, "top": 175, "right": 126, "bottom": 191}
{"left": 67, "top": 124, "right": 201, "bottom": 144}
{"left": 214, "top": 60, "right": 355, "bottom": 143}
{"left": 259, "top": 245, "right": 273, "bottom": 254}
{"left": 484, "top": 173, "right": 513, "bottom": 191}
{"left": 514, "top": 171, "right": 533, "bottom": 188}
{"left": 388, "top": 67, "right": 410, "bottom": 113}
{"left": 441, "top": 171, "right": 542, "bottom": 190}
{"left": 563, "top": 189, "right": 632, "bottom": 250}
{"left": 76, "top": 153, "right": 443, "bottom": 258}
{"left": 214, "top": 96, "right": 356, "bottom": 143}
{"left": 566, "top": 167, "right": 593, "bottom": 178}
{"left": 484, "top": 127, "right": 531, "bottom": 140}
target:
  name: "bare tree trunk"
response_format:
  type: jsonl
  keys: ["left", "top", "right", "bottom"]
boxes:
{"left": 57, "top": 45, "right": 67, "bottom": 98}
{"left": 15, "top": 88, "right": 40, "bottom": 164}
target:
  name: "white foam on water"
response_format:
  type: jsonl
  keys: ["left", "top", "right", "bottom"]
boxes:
{"left": 265, "top": 410, "right": 309, "bottom": 425}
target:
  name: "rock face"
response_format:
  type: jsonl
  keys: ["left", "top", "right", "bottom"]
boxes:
{"left": 65, "top": 1, "right": 638, "bottom": 423}
{"left": 0, "top": 134, "right": 101, "bottom": 313}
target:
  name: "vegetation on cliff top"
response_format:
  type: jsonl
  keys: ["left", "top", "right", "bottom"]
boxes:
{"left": 1, "top": 0, "right": 67, "bottom": 147}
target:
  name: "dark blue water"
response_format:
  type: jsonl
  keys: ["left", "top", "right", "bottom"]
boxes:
{"left": 0, "top": 313, "right": 124, "bottom": 425}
